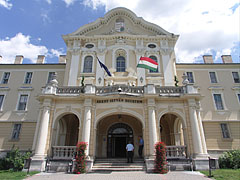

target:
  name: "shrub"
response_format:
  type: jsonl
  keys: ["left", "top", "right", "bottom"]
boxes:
{"left": 74, "top": 142, "right": 87, "bottom": 174}
{"left": 0, "top": 147, "right": 31, "bottom": 171}
{"left": 154, "top": 142, "right": 168, "bottom": 174}
{"left": 218, "top": 150, "right": 240, "bottom": 169}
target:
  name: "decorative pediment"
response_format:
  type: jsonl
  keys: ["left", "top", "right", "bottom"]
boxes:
{"left": 63, "top": 7, "right": 173, "bottom": 39}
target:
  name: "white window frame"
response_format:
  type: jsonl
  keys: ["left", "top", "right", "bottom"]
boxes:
{"left": 220, "top": 123, "right": 231, "bottom": 139}
{"left": 83, "top": 55, "right": 93, "bottom": 73}
{"left": 116, "top": 55, "right": 126, "bottom": 72}
{"left": 47, "top": 72, "right": 56, "bottom": 84}
{"left": 1, "top": 72, "right": 11, "bottom": 84}
{"left": 209, "top": 87, "right": 227, "bottom": 111}
{"left": 213, "top": 94, "right": 224, "bottom": 110}
{"left": 237, "top": 94, "right": 240, "bottom": 104}
{"left": 0, "top": 94, "right": 5, "bottom": 111}
{"left": 81, "top": 54, "right": 95, "bottom": 74}
{"left": 232, "top": 72, "right": 240, "bottom": 83}
{"left": 16, "top": 93, "right": 30, "bottom": 111}
{"left": 186, "top": 71, "right": 195, "bottom": 84}
{"left": 112, "top": 48, "right": 129, "bottom": 71}
{"left": 209, "top": 71, "right": 218, "bottom": 83}
{"left": 11, "top": 123, "right": 22, "bottom": 140}
{"left": 24, "top": 72, "right": 33, "bottom": 84}
{"left": 231, "top": 87, "right": 240, "bottom": 105}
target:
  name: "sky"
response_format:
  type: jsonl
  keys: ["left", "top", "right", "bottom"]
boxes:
{"left": 0, "top": 0, "right": 239, "bottom": 64}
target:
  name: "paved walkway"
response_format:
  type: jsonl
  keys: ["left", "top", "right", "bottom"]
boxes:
{"left": 26, "top": 171, "right": 212, "bottom": 180}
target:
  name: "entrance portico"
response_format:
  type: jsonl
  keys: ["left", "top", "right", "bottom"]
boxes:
{"left": 95, "top": 114, "right": 143, "bottom": 158}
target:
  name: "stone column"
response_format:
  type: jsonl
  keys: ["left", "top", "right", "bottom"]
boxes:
{"left": 147, "top": 99, "right": 157, "bottom": 156}
{"left": 95, "top": 52, "right": 106, "bottom": 86}
{"left": 82, "top": 99, "right": 92, "bottom": 156}
{"left": 31, "top": 99, "right": 51, "bottom": 171}
{"left": 136, "top": 50, "right": 146, "bottom": 86}
{"left": 160, "top": 49, "right": 174, "bottom": 86}
{"left": 68, "top": 49, "right": 80, "bottom": 86}
{"left": 188, "top": 99, "right": 204, "bottom": 157}
{"left": 196, "top": 101, "right": 208, "bottom": 154}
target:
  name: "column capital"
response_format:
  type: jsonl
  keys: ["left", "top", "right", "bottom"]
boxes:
{"left": 160, "top": 48, "right": 173, "bottom": 56}
{"left": 188, "top": 98, "right": 197, "bottom": 107}
{"left": 147, "top": 98, "right": 155, "bottom": 107}
{"left": 84, "top": 98, "right": 92, "bottom": 107}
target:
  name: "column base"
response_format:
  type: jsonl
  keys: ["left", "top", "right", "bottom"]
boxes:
{"left": 145, "top": 158, "right": 155, "bottom": 173}
{"left": 29, "top": 155, "right": 47, "bottom": 172}
{"left": 193, "top": 158, "right": 209, "bottom": 170}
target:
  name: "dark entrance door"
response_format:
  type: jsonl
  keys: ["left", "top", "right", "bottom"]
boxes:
{"left": 114, "top": 137, "right": 127, "bottom": 157}
{"left": 107, "top": 123, "right": 133, "bottom": 158}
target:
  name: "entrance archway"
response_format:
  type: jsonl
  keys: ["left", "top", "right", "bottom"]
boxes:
{"left": 55, "top": 114, "right": 79, "bottom": 146}
{"left": 107, "top": 123, "right": 133, "bottom": 158}
{"left": 160, "top": 113, "right": 185, "bottom": 146}
{"left": 95, "top": 114, "right": 143, "bottom": 158}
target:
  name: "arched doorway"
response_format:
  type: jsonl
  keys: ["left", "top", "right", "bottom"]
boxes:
{"left": 95, "top": 114, "right": 143, "bottom": 158}
{"left": 160, "top": 113, "right": 184, "bottom": 146}
{"left": 55, "top": 114, "right": 79, "bottom": 146}
{"left": 107, "top": 123, "right": 133, "bottom": 158}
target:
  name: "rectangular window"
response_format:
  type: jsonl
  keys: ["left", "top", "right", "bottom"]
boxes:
{"left": 238, "top": 94, "right": 240, "bottom": 103}
{"left": 11, "top": 124, "right": 22, "bottom": 140}
{"left": 47, "top": 72, "right": 55, "bottom": 84}
{"left": 1, "top": 72, "right": 10, "bottom": 84}
{"left": 0, "top": 95, "right": 4, "bottom": 110}
{"left": 220, "top": 123, "right": 230, "bottom": 139}
{"left": 186, "top": 72, "right": 194, "bottom": 83}
{"left": 24, "top": 72, "right": 33, "bottom": 84}
{"left": 213, "top": 94, "right": 224, "bottom": 110}
{"left": 17, "top": 94, "right": 28, "bottom": 111}
{"left": 232, "top": 72, "right": 240, "bottom": 83}
{"left": 209, "top": 72, "right": 217, "bottom": 83}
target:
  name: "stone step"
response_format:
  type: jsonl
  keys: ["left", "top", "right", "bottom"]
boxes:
{"left": 91, "top": 167, "right": 145, "bottom": 172}
{"left": 92, "top": 158, "right": 146, "bottom": 172}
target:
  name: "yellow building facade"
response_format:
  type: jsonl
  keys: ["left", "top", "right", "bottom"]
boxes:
{"left": 0, "top": 8, "right": 239, "bottom": 172}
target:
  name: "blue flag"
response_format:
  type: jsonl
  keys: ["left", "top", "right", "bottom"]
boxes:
{"left": 97, "top": 57, "right": 112, "bottom": 76}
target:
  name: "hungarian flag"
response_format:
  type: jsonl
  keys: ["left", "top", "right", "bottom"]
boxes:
{"left": 137, "top": 57, "right": 158, "bottom": 71}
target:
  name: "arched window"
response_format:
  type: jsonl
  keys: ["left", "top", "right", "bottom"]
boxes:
{"left": 116, "top": 56, "right": 126, "bottom": 72}
{"left": 149, "top": 56, "right": 159, "bottom": 73}
{"left": 83, "top": 56, "right": 93, "bottom": 73}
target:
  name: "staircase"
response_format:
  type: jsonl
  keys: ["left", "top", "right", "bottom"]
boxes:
{"left": 91, "top": 158, "right": 145, "bottom": 172}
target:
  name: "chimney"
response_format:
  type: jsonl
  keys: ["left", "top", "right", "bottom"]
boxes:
{"left": 14, "top": 55, "right": 24, "bottom": 64}
{"left": 36, "top": 55, "right": 45, "bottom": 64}
{"left": 221, "top": 55, "right": 232, "bottom": 63}
{"left": 59, "top": 55, "right": 66, "bottom": 63}
{"left": 203, "top": 55, "right": 213, "bottom": 63}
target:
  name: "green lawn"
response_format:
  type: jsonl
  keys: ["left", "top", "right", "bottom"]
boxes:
{"left": 0, "top": 170, "right": 39, "bottom": 180}
{"left": 200, "top": 169, "right": 240, "bottom": 180}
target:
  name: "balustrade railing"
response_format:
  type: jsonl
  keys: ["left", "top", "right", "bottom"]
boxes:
{"left": 52, "top": 146, "right": 76, "bottom": 159}
{"left": 166, "top": 145, "right": 186, "bottom": 159}
{"left": 156, "top": 86, "right": 184, "bottom": 94}
{"left": 96, "top": 85, "right": 144, "bottom": 95}
{"left": 56, "top": 87, "right": 84, "bottom": 94}
{"left": 52, "top": 145, "right": 187, "bottom": 160}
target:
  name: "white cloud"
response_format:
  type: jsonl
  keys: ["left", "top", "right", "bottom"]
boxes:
{"left": 0, "top": 0, "right": 12, "bottom": 9}
{"left": 46, "top": 0, "right": 52, "bottom": 4}
{"left": 82, "top": 0, "right": 239, "bottom": 63}
{"left": 0, "top": 33, "right": 62, "bottom": 63}
{"left": 41, "top": 10, "right": 52, "bottom": 24}
{"left": 63, "top": 0, "right": 76, "bottom": 7}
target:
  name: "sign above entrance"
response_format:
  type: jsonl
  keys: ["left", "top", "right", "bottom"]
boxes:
{"left": 96, "top": 98, "right": 143, "bottom": 104}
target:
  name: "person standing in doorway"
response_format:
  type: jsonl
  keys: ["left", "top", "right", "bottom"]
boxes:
{"left": 126, "top": 141, "right": 134, "bottom": 163}
{"left": 138, "top": 136, "right": 144, "bottom": 158}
